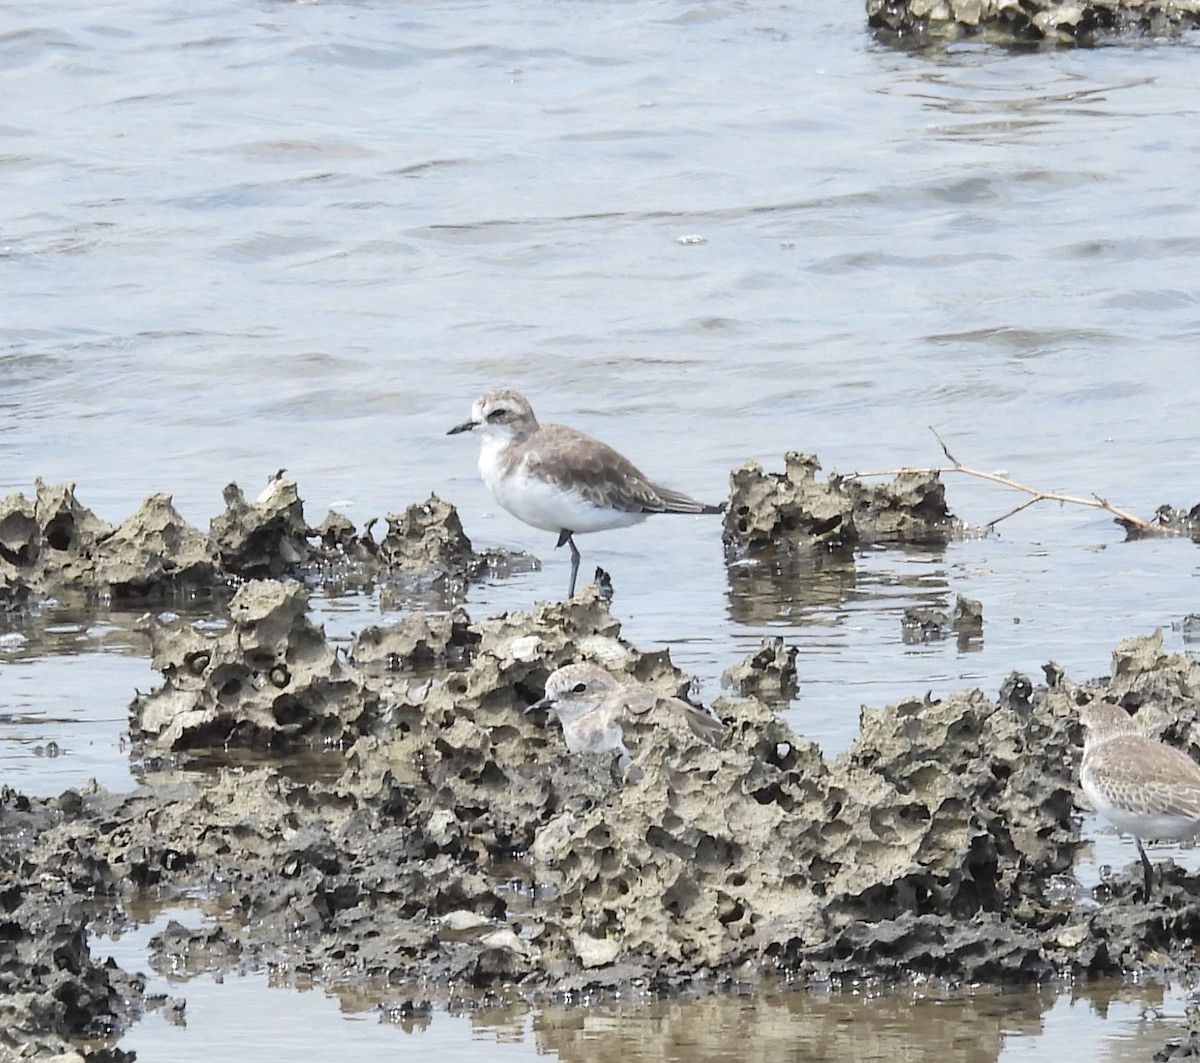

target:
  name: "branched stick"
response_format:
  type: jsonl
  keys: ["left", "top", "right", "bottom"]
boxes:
{"left": 847, "top": 427, "right": 1160, "bottom": 533}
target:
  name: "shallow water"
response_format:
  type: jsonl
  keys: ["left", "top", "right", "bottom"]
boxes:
{"left": 4, "top": 0, "right": 1200, "bottom": 1056}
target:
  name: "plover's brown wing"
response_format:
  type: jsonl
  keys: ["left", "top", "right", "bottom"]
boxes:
{"left": 619, "top": 687, "right": 723, "bottom": 747}
{"left": 1086, "top": 738, "right": 1200, "bottom": 817}
{"left": 531, "top": 424, "right": 716, "bottom": 515}
{"left": 666, "top": 696, "right": 725, "bottom": 746}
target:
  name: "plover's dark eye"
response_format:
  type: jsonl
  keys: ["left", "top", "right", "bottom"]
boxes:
{"left": 486, "top": 408, "right": 508, "bottom": 423}
{"left": 572, "top": 682, "right": 587, "bottom": 694}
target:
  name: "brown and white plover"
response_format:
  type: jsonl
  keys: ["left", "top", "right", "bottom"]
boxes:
{"left": 1079, "top": 700, "right": 1200, "bottom": 900}
{"left": 527, "top": 662, "right": 724, "bottom": 760}
{"left": 448, "top": 389, "right": 720, "bottom": 597}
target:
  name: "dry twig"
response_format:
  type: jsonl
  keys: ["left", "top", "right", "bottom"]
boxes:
{"left": 847, "top": 427, "right": 1159, "bottom": 533}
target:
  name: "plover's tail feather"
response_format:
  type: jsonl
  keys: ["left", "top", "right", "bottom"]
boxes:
{"left": 648, "top": 482, "right": 723, "bottom": 515}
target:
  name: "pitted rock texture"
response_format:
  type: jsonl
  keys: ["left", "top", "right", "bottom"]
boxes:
{"left": 0, "top": 478, "right": 520, "bottom": 603}
{"left": 349, "top": 608, "right": 477, "bottom": 673}
{"left": 11, "top": 604, "right": 1200, "bottom": 1053}
{"left": 723, "top": 453, "right": 959, "bottom": 556}
{"left": 867, "top": 0, "right": 1200, "bottom": 45}
{"left": 0, "top": 480, "right": 116, "bottom": 596}
{"left": 97, "top": 491, "right": 215, "bottom": 595}
{"left": 209, "top": 477, "right": 311, "bottom": 578}
{"left": 373, "top": 495, "right": 475, "bottom": 574}
{"left": 130, "top": 579, "right": 379, "bottom": 753}
{"left": 0, "top": 785, "right": 143, "bottom": 1062}
{"left": 721, "top": 636, "right": 799, "bottom": 704}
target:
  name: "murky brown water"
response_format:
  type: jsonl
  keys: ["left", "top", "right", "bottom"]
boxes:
{"left": 5, "top": 0, "right": 1200, "bottom": 1055}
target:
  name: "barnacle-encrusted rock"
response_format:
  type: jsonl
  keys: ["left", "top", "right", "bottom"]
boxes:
{"left": 11, "top": 599, "right": 1200, "bottom": 1053}
{"left": 867, "top": 0, "right": 1200, "bottom": 44}
{"left": 0, "top": 478, "right": 517, "bottom": 601}
{"left": 119, "top": 579, "right": 1090, "bottom": 989}
{"left": 375, "top": 494, "right": 475, "bottom": 573}
{"left": 209, "top": 477, "right": 311, "bottom": 578}
{"left": 94, "top": 492, "right": 215, "bottom": 596}
{"left": 129, "top": 579, "right": 377, "bottom": 752}
{"left": 349, "top": 609, "right": 477, "bottom": 672}
{"left": 0, "top": 784, "right": 145, "bottom": 1062}
{"left": 721, "top": 636, "right": 799, "bottom": 703}
{"left": 723, "top": 452, "right": 959, "bottom": 556}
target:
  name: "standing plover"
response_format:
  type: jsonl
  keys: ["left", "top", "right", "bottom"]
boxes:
{"left": 448, "top": 388, "right": 719, "bottom": 597}
{"left": 527, "top": 662, "right": 724, "bottom": 760}
{"left": 1079, "top": 700, "right": 1200, "bottom": 900}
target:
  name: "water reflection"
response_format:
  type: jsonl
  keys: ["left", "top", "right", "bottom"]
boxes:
{"left": 725, "top": 551, "right": 860, "bottom": 626}
{"left": 528, "top": 986, "right": 1056, "bottom": 1063}
{"left": 725, "top": 544, "right": 956, "bottom": 629}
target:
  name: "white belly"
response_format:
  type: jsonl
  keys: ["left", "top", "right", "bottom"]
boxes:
{"left": 1082, "top": 772, "right": 1200, "bottom": 842}
{"left": 479, "top": 445, "right": 647, "bottom": 535}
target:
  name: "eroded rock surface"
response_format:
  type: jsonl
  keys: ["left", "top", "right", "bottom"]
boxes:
{"left": 0, "top": 478, "right": 522, "bottom": 605}
{"left": 9, "top": 584, "right": 1200, "bottom": 1055}
{"left": 0, "top": 785, "right": 144, "bottom": 1062}
{"left": 130, "top": 579, "right": 380, "bottom": 753}
{"left": 723, "top": 453, "right": 960, "bottom": 557}
{"left": 721, "top": 636, "right": 800, "bottom": 704}
{"left": 867, "top": 0, "right": 1200, "bottom": 46}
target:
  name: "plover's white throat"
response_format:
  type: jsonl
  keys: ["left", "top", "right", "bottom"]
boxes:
{"left": 528, "top": 662, "right": 724, "bottom": 762}
{"left": 448, "top": 388, "right": 720, "bottom": 597}
{"left": 1079, "top": 700, "right": 1200, "bottom": 900}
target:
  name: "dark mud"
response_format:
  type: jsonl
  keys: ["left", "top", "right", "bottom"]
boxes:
{"left": 4, "top": 469, "right": 1200, "bottom": 1058}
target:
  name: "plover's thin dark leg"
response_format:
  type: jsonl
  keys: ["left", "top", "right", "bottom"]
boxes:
{"left": 560, "top": 532, "right": 581, "bottom": 597}
{"left": 450, "top": 390, "right": 720, "bottom": 597}
{"left": 1135, "top": 837, "right": 1154, "bottom": 900}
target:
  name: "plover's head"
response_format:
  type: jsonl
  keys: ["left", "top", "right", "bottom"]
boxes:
{"left": 1079, "top": 701, "right": 1142, "bottom": 748}
{"left": 526, "top": 662, "right": 623, "bottom": 725}
{"left": 447, "top": 388, "right": 538, "bottom": 443}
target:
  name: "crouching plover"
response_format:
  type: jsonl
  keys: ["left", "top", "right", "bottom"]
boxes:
{"left": 448, "top": 388, "right": 720, "bottom": 597}
{"left": 1079, "top": 700, "right": 1200, "bottom": 900}
{"left": 527, "top": 662, "right": 724, "bottom": 762}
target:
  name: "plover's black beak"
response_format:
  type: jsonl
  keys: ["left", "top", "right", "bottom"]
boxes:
{"left": 447, "top": 419, "right": 478, "bottom": 436}
{"left": 524, "top": 696, "right": 553, "bottom": 716}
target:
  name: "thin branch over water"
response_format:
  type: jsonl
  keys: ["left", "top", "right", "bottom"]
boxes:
{"left": 847, "top": 427, "right": 1161, "bottom": 533}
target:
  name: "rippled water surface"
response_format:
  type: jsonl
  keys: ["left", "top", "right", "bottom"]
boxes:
{"left": 4, "top": 0, "right": 1200, "bottom": 1055}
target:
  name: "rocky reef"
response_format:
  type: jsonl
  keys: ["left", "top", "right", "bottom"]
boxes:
{"left": 9, "top": 576, "right": 1200, "bottom": 1058}
{"left": 4, "top": 466, "right": 1200, "bottom": 1058}
{"left": 722, "top": 453, "right": 960, "bottom": 557}
{"left": 0, "top": 477, "right": 525, "bottom": 608}
{"left": 867, "top": 0, "right": 1200, "bottom": 46}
